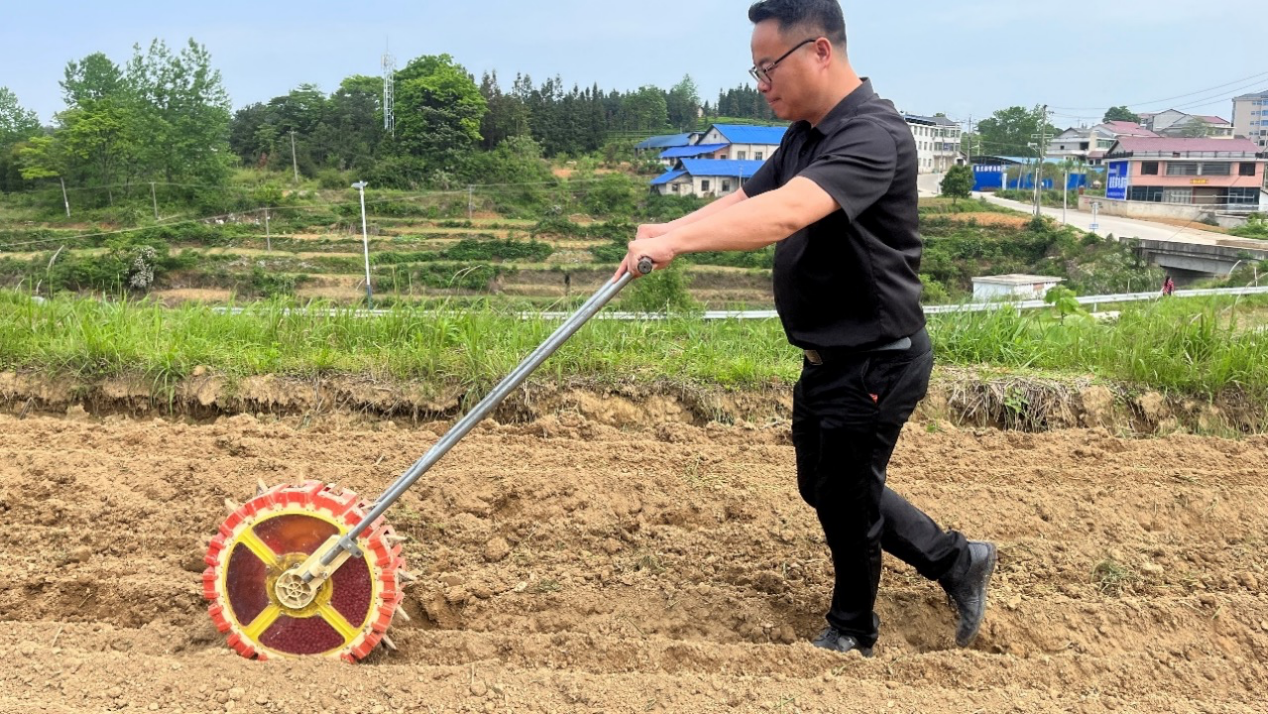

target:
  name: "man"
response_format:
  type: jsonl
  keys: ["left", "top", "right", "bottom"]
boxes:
{"left": 615, "top": 0, "right": 996, "bottom": 656}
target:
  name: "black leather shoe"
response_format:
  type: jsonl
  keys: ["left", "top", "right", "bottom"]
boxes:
{"left": 811, "top": 627, "right": 874, "bottom": 657}
{"left": 940, "top": 540, "right": 997, "bottom": 647}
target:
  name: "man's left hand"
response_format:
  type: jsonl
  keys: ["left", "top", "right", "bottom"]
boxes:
{"left": 612, "top": 234, "right": 678, "bottom": 282}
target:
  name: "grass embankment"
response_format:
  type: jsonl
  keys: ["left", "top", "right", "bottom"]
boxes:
{"left": 2, "top": 291, "right": 1266, "bottom": 401}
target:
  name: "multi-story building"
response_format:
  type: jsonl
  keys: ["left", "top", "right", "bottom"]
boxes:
{"left": 1138, "top": 110, "right": 1234, "bottom": 138}
{"left": 694, "top": 124, "right": 786, "bottom": 162}
{"left": 1232, "top": 90, "right": 1268, "bottom": 150}
{"left": 1048, "top": 121, "right": 1158, "bottom": 165}
{"left": 1102, "top": 137, "right": 1266, "bottom": 210}
{"left": 903, "top": 114, "right": 962, "bottom": 173}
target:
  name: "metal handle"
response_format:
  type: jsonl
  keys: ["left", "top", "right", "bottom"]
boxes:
{"left": 310, "top": 256, "right": 654, "bottom": 573}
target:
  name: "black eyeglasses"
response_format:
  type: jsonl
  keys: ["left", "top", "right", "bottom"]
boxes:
{"left": 749, "top": 38, "right": 818, "bottom": 84}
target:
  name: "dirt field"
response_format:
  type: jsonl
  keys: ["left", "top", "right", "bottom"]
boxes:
{"left": 2, "top": 409, "right": 1267, "bottom": 713}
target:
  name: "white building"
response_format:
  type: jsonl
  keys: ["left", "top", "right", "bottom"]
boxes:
{"left": 904, "top": 114, "right": 962, "bottom": 173}
{"left": 650, "top": 159, "right": 766, "bottom": 198}
{"left": 1232, "top": 90, "right": 1268, "bottom": 149}
{"left": 1138, "top": 110, "right": 1234, "bottom": 138}
{"left": 971, "top": 274, "right": 1064, "bottom": 302}
{"left": 1048, "top": 121, "right": 1158, "bottom": 166}
{"left": 694, "top": 124, "right": 786, "bottom": 162}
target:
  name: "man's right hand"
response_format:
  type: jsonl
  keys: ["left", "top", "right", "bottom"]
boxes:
{"left": 635, "top": 223, "right": 672, "bottom": 241}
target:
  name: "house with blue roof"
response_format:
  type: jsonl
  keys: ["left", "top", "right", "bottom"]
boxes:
{"left": 633, "top": 133, "right": 700, "bottom": 153}
{"left": 696, "top": 123, "right": 787, "bottom": 162}
{"left": 655, "top": 143, "right": 729, "bottom": 166}
{"left": 650, "top": 159, "right": 767, "bottom": 198}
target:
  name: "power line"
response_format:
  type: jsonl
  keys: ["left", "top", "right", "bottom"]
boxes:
{"left": 1049, "top": 69, "right": 1268, "bottom": 111}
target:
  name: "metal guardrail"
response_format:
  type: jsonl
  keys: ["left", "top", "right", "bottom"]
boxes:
{"left": 203, "top": 285, "right": 1268, "bottom": 321}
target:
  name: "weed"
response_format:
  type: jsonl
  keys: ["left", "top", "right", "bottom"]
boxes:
{"left": 1093, "top": 559, "right": 1138, "bottom": 596}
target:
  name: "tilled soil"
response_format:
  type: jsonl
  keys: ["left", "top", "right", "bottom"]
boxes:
{"left": 1, "top": 410, "right": 1266, "bottom": 713}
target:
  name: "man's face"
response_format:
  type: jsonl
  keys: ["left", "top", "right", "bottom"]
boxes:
{"left": 750, "top": 20, "right": 817, "bottom": 122}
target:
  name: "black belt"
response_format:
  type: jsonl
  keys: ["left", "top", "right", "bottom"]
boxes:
{"left": 803, "top": 329, "right": 928, "bottom": 366}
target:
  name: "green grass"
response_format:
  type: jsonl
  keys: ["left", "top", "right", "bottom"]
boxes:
{"left": 2, "top": 290, "right": 1267, "bottom": 398}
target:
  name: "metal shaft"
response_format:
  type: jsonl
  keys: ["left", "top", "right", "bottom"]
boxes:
{"left": 311, "top": 259, "right": 652, "bottom": 574}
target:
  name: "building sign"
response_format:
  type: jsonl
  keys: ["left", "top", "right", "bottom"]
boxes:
{"left": 1106, "top": 161, "right": 1130, "bottom": 200}
{"left": 1190, "top": 178, "right": 1209, "bottom": 185}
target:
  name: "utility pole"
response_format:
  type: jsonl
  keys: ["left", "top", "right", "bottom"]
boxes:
{"left": 965, "top": 114, "right": 973, "bottom": 165}
{"left": 467, "top": 185, "right": 474, "bottom": 220}
{"left": 351, "top": 181, "right": 374, "bottom": 308}
{"left": 290, "top": 130, "right": 299, "bottom": 184}
{"left": 59, "top": 177, "right": 70, "bottom": 218}
{"left": 264, "top": 208, "right": 272, "bottom": 252}
{"left": 1029, "top": 104, "right": 1052, "bottom": 217}
{"left": 150, "top": 181, "right": 159, "bottom": 221}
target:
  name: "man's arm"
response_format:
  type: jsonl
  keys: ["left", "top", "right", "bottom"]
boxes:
{"left": 615, "top": 177, "right": 838, "bottom": 279}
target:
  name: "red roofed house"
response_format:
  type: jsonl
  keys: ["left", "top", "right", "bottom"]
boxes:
{"left": 1138, "top": 110, "right": 1235, "bottom": 138}
{"left": 1102, "top": 137, "right": 1266, "bottom": 210}
{"left": 1048, "top": 121, "right": 1158, "bottom": 166}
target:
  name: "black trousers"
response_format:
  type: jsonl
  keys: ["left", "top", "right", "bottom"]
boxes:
{"left": 791, "top": 329, "right": 967, "bottom": 647}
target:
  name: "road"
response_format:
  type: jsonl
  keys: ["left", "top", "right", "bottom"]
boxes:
{"left": 978, "top": 193, "right": 1229, "bottom": 246}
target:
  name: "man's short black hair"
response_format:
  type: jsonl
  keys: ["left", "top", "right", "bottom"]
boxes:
{"left": 748, "top": 0, "right": 847, "bottom": 49}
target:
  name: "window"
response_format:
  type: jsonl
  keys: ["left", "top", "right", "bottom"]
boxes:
{"left": 1229, "top": 187, "right": 1258, "bottom": 204}
{"left": 671, "top": 183, "right": 680, "bottom": 193}
{"left": 1200, "top": 162, "right": 1230, "bottom": 176}
{"left": 701, "top": 180, "right": 710, "bottom": 192}
{"left": 1166, "top": 162, "right": 1199, "bottom": 175}
{"left": 737, "top": 151, "right": 747, "bottom": 160}
{"left": 1162, "top": 188, "right": 1192, "bottom": 204}
{"left": 722, "top": 180, "right": 731, "bottom": 192}
{"left": 755, "top": 152, "right": 764, "bottom": 160}
{"left": 1241, "top": 162, "right": 1257, "bottom": 176}
{"left": 1141, "top": 161, "right": 1159, "bottom": 175}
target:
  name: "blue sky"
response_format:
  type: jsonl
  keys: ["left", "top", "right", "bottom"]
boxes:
{"left": 1, "top": 0, "right": 1262, "bottom": 130}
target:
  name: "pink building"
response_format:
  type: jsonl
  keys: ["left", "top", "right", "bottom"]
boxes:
{"left": 1102, "top": 137, "right": 1266, "bottom": 209}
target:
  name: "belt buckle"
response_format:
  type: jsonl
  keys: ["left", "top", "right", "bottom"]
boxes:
{"left": 804, "top": 349, "right": 823, "bottom": 365}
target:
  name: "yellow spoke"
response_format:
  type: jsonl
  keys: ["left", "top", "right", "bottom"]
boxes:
{"left": 242, "top": 604, "right": 281, "bottom": 641}
{"left": 236, "top": 527, "right": 280, "bottom": 569}
{"left": 317, "top": 603, "right": 362, "bottom": 642}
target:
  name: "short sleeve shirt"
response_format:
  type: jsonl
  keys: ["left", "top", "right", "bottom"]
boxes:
{"left": 743, "top": 79, "right": 925, "bottom": 350}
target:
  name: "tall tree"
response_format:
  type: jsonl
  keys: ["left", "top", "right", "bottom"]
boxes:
{"left": 61, "top": 53, "right": 125, "bottom": 106}
{"left": 392, "top": 54, "right": 487, "bottom": 167}
{"left": 326, "top": 75, "right": 384, "bottom": 171}
{"left": 665, "top": 75, "right": 701, "bottom": 130}
{"left": 1102, "top": 106, "right": 1140, "bottom": 124}
{"left": 619, "top": 86, "right": 669, "bottom": 133}
{"left": 125, "top": 39, "right": 233, "bottom": 183}
{"left": 977, "top": 105, "right": 1058, "bottom": 157}
{"left": 0, "top": 87, "right": 41, "bottom": 151}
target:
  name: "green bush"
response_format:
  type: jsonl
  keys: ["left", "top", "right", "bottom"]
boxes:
{"left": 619, "top": 261, "right": 699, "bottom": 314}
{"left": 444, "top": 237, "right": 553, "bottom": 262}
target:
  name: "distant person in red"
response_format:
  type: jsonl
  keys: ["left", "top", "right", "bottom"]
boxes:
{"left": 1161, "top": 275, "right": 1175, "bottom": 296}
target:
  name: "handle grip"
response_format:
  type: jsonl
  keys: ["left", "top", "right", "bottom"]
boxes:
{"left": 636, "top": 256, "right": 654, "bottom": 275}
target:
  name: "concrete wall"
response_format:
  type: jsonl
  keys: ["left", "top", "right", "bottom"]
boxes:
{"left": 1214, "top": 214, "right": 1250, "bottom": 230}
{"left": 1078, "top": 196, "right": 1209, "bottom": 221}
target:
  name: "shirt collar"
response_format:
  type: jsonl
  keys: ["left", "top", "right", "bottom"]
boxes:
{"left": 812, "top": 78, "right": 875, "bottom": 135}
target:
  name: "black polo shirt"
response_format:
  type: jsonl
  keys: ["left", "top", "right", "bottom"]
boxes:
{"left": 743, "top": 79, "right": 925, "bottom": 351}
